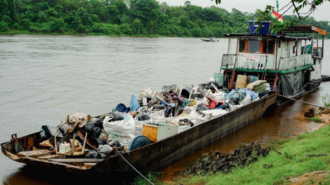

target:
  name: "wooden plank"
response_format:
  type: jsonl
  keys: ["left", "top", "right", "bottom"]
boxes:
{"left": 49, "top": 159, "right": 104, "bottom": 163}
{"left": 38, "top": 155, "right": 65, "bottom": 160}
{"left": 314, "top": 27, "right": 327, "bottom": 36}
{"left": 17, "top": 150, "right": 51, "bottom": 158}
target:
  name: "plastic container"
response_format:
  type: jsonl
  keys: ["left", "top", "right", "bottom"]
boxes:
{"left": 213, "top": 73, "right": 223, "bottom": 84}
{"left": 235, "top": 75, "right": 247, "bottom": 89}
{"left": 249, "top": 21, "right": 274, "bottom": 35}
{"left": 142, "top": 124, "right": 178, "bottom": 142}
{"left": 248, "top": 75, "right": 258, "bottom": 83}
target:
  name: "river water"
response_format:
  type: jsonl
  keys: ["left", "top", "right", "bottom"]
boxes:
{"left": 0, "top": 35, "right": 329, "bottom": 184}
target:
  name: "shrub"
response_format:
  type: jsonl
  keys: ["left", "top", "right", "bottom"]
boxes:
{"left": 322, "top": 93, "right": 330, "bottom": 107}
{"left": 0, "top": 21, "right": 9, "bottom": 32}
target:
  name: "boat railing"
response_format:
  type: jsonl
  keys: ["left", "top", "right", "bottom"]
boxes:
{"left": 278, "top": 54, "right": 312, "bottom": 71}
{"left": 221, "top": 54, "right": 267, "bottom": 70}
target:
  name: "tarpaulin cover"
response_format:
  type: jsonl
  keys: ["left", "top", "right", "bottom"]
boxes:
{"left": 280, "top": 71, "right": 304, "bottom": 97}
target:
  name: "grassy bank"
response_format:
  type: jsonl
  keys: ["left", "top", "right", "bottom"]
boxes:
{"left": 179, "top": 125, "right": 330, "bottom": 185}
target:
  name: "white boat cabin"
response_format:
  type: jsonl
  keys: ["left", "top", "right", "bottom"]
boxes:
{"left": 221, "top": 25, "right": 327, "bottom": 92}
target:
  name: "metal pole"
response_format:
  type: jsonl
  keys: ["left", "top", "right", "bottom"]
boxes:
{"left": 304, "top": 40, "right": 306, "bottom": 54}
{"left": 311, "top": 32, "right": 314, "bottom": 56}
{"left": 322, "top": 35, "right": 324, "bottom": 58}
{"left": 227, "top": 37, "right": 231, "bottom": 54}
{"left": 317, "top": 33, "right": 319, "bottom": 56}
{"left": 236, "top": 37, "right": 239, "bottom": 54}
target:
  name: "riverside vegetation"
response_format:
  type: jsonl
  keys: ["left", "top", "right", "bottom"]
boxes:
{"left": 0, "top": 0, "right": 330, "bottom": 37}
{"left": 177, "top": 106, "right": 330, "bottom": 185}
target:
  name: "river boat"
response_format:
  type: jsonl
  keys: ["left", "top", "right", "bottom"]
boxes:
{"left": 1, "top": 25, "right": 326, "bottom": 174}
{"left": 201, "top": 37, "right": 217, "bottom": 42}
{"left": 222, "top": 25, "right": 327, "bottom": 105}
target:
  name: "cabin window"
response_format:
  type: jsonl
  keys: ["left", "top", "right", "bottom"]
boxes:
{"left": 262, "top": 41, "right": 275, "bottom": 54}
{"left": 247, "top": 41, "right": 260, "bottom": 53}
{"left": 239, "top": 40, "right": 246, "bottom": 52}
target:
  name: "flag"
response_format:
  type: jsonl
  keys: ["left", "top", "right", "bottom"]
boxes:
{"left": 271, "top": 10, "right": 284, "bottom": 24}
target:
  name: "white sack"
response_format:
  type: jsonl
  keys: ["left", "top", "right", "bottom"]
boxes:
{"left": 229, "top": 103, "right": 243, "bottom": 111}
{"left": 138, "top": 87, "right": 153, "bottom": 99}
{"left": 200, "top": 109, "right": 228, "bottom": 118}
{"left": 149, "top": 110, "right": 166, "bottom": 124}
{"left": 134, "top": 118, "right": 151, "bottom": 135}
{"left": 189, "top": 110, "right": 209, "bottom": 124}
{"left": 195, "top": 97, "right": 209, "bottom": 105}
{"left": 103, "top": 114, "right": 135, "bottom": 136}
{"left": 241, "top": 94, "right": 252, "bottom": 105}
{"left": 208, "top": 92, "right": 225, "bottom": 101}
{"left": 183, "top": 105, "right": 197, "bottom": 115}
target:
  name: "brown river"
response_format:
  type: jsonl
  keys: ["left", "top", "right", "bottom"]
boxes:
{"left": 0, "top": 35, "right": 330, "bottom": 184}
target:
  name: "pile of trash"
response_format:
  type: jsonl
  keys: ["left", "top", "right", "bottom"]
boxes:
{"left": 182, "top": 143, "right": 274, "bottom": 176}
{"left": 35, "top": 75, "right": 271, "bottom": 161}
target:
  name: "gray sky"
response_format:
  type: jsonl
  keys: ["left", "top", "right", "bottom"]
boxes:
{"left": 162, "top": 0, "right": 330, "bottom": 22}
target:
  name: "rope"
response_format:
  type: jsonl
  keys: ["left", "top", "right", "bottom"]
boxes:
{"left": 118, "top": 152, "right": 155, "bottom": 185}
{"left": 231, "top": 23, "right": 248, "bottom": 34}
{"left": 276, "top": 93, "right": 330, "bottom": 110}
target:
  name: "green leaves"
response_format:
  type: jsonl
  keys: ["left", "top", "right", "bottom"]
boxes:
{"left": 212, "top": 0, "right": 221, "bottom": 4}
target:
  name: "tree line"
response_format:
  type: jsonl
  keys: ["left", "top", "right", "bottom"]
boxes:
{"left": 0, "top": 0, "right": 329, "bottom": 37}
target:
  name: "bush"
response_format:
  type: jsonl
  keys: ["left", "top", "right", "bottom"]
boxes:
{"left": 119, "top": 23, "right": 132, "bottom": 35}
{"left": 20, "top": 19, "right": 31, "bottom": 30}
{"left": 0, "top": 21, "right": 9, "bottom": 32}
{"left": 50, "top": 18, "right": 64, "bottom": 33}
{"left": 1, "top": 15, "right": 11, "bottom": 24}
{"left": 12, "top": 23, "right": 19, "bottom": 30}
{"left": 30, "top": 25, "right": 41, "bottom": 33}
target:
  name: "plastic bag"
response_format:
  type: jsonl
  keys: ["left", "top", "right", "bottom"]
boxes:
{"left": 138, "top": 88, "right": 153, "bottom": 100}
{"left": 170, "top": 113, "right": 195, "bottom": 125}
{"left": 149, "top": 110, "right": 166, "bottom": 124}
{"left": 200, "top": 109, "right": 228, "bottom": 118}
{"left": 195, "top": 97, "right": 210, "bottom": 105}
{"left": 208, "top": 91, "right": 225, "bottom": 101}
{"left": 229, "top": 103, "right": 243, "bottom": 111}
{"left": 103, "top": 114, "right": 135, "bottom": 136}
{"left": 183, "top": 105, "right": 197, "bottom": 115}
{"left": 241, "top": 94, "right": 252, "bottom": 105}
{"left": 134, "top": 118, "right": 151, "bottom": 135}
{"left": 189, "top": 110, "right": 209, "bottom": 124}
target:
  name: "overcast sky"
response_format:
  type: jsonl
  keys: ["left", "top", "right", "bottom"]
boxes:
{"left": 161, "top": 0, "right": 330, "bottom": 22}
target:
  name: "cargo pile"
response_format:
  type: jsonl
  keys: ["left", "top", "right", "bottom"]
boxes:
{"left": 182, "top": 143, "right": 276, "bottom": 176}
{"left": 20, "top": 75, "right": 271, "bottom": 165}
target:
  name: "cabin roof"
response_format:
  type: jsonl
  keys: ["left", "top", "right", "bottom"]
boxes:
{"left": 285, "top": 25, "right": 327, "bottom": 36}
{"left": 224, "top": 33, "right": 313, "bottom": 41}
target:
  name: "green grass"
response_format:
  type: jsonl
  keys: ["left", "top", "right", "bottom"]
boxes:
{"left": 322, "top": 93, "right": 330, "bottom": 107}
{"left": 179, "top": 126, "right": 330, "bottom": 185}
{"left": 307, "top": 116, "right": 324, "bottom": 123}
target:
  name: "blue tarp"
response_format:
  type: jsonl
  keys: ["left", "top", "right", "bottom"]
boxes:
{"left": 130, "top": 95, "right": 140, "bottom": 111}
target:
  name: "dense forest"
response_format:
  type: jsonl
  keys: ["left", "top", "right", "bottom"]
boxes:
{"left": 0, "top": 0, "right": 329, "bottom": 37}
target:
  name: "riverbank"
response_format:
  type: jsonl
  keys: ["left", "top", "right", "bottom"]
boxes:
{"left": 175, "top": 116, "right": 330, "bottom": 185}
{"left": 0, "top": 30, "right": 197, "bottom": 38}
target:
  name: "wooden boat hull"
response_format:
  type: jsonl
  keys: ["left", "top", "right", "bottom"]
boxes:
{"left": 1, "top": 93, "right": 277, "bottom": 173}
